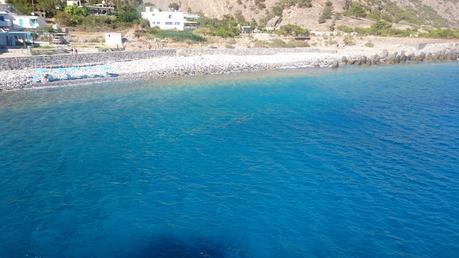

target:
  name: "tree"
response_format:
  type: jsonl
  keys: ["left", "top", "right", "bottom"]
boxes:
{"left": 370, "top": 20, "right": 392, "bottom": 35}
{"left": 55, "top": 11, "right": 71, "bottom": 26}
{"left": 168, "top": 2, "right": 180, "bottom": 11}
{"left": 319, "top": 1, "right": 333, "bottom": 23}
{"left": 7, "top": 0, "right": 33, "bottom": 15}
{"left": 64, "top": 5, "right": 88, "bottom": 17}
{"left": 116, "top": 6, "right": 140, "bottom": 23}
{"left": 277, "top": 24, "right": 308, "bottom": 36}
{"left": 346, "top": 2, "right": 366, "bottom": 18}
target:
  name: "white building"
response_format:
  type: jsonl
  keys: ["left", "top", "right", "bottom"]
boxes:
{"left": 0, "top": 0, "right": 6, "bottom": 4}
{"left": 12, "top": 15, "right": 41, "bottom": 29}
{"left": 141, "top": 7, "right": 199, "bottom": 31}
{"left": 0, "top": 11, "right": 42, "bottom": 30}
{"left": 66, "top": 0, "right": 82, "bottom": 6}
{"left": 104, "top": 32, "right": 122, "bottom": 48}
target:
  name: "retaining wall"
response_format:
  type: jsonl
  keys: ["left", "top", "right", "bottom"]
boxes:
{"left": 0, "top": 49, "right": 177, "bottom": 71}
{"left": 0, "top": 48, "right": 340, "bottom": 71}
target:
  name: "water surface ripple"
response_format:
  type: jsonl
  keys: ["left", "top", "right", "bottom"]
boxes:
{"left": 1, "top": 64, "right": 458, "bottom": 257}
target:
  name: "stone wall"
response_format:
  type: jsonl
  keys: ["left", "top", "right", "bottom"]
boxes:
{"left": 0, "top": 49, "right": 177, "bottom": 71}
{"left": 0, "top": 48, "right": 340, "bottom": 71}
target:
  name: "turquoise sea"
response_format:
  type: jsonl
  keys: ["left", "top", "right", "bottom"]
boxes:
{"left": 0, "top": 63, "right": 458, "bottom": 257}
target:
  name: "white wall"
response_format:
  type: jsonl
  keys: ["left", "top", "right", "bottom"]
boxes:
{"left": 141, "top": 8, "right": 186, "bottom": 31}
{"left": 66, "top": 0, "right": 81, "bottom": 6}
{"left": 105, "top": 33, "right": 122, "bottom": 48}
{"left": 12, "top": 16, "right": 40, "bottom": 29}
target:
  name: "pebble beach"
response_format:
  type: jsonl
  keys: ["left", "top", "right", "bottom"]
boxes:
{"left": 1, "top": 43, "right": 458, "bottom": 91}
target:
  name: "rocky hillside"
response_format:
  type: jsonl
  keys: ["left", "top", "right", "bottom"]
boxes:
{"left": 144, "top": 0, "right": 459, "bottom": 29}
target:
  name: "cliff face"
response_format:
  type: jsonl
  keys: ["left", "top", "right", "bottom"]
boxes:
{"left": 143, "top": 0, "right": 459, "bottom": 29}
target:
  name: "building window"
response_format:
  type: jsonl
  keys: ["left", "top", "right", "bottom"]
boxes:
{"left": 168, "top": 15, "right": 172, "bottom": 19}
{"left": 0, "top": 16, "right": 4, "bottom": 22}
{"left": 30, "top": 19, "right": 36, "bottom": 27}
{"left": 18, "top": 19, "right": 24, "bottom": 27}
{"left": 165, "top": 22, "right": 173, "bottom": 25}
{"left": 156, "top": 22, "right": 160, "bottom": 24}
{"left": 175, "top": 22, "right": 180, "bottom": 25}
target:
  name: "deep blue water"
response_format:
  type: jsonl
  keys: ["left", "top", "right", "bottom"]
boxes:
{"left": 1, "top": 63, "right": 459, "bottom": 258}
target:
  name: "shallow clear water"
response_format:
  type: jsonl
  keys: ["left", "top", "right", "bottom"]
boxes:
{"left": 1, "top": 63, "right": 459, "bottom": 258}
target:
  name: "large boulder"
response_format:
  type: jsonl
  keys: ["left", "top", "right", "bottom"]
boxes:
{"left": 387, "top": 53, "right": 397, "bottom": 64}
{"left": 381, "top": 49, "right": 389, "bottom": 58}
{"left": 426, "top": 52, "right": 433, "bottom": 61}
{"left": 330, "top": 60, "right": 339, "bottom": 68}
{"left": 372, "top": 54, "right": 381, "bottom": 65}
{"left": 416, "top": 52, "right": 426, "bottom": 62}
{"left": 398, "top": 51, "right": 407, "bottom": 63}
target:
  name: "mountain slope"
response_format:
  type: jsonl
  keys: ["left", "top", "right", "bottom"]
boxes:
{"left": 144, "top": 0, "right": 459, "bottom": 29}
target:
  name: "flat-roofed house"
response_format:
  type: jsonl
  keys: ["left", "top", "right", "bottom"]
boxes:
{"left": 12, "top": 15, "right": 41, "bottom": 29}
{"left": 141, "top": 7, "right": 199, "bottom": 31}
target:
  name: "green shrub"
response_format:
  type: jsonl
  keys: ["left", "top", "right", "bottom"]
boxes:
{"left": 78, "top": 16, "right": 131, "bottom": 31}
{"left": 269, "top": 39, "right": 290, "bottom": 48}
{"left": 54, "top": 5, "right": 89, "bottom": 26}
{"left": 365, "top": 41, "right": 374, "bottom": 47}
{"left": 277, "top": 24, "right": 308, "bottom": 36}
{"left": 7, "top": 0, "right": 32, "bottom": 15}
{"left": 370, "top": 20, "right": 392, "bottom": 35}
{"left": 345, "top": 2, "right": 366, "bottom": 18}
{"left": 253, "top": 40, "right": 269, "bottom": 48}
{"left": 420, "top": 29, "right": 459, "bottom": 39}
{"left": 146, "top": 29, "right": 206, "bottom": 43}
{"left": 54, "top": 11, "right": 72, "bottom": 26}
{"left": 337, "top": 25, "right": 353, "bottom": 33}
{"left": 319, "top": 1, "right": 333, "bottom": 23}
{"left": 168, "top": 2, "right": 180, "bottom": 11}
{"left": 64, "top": 5, "right": 89, "bottom": 17}
{"left": 116, "top": 7, "right": 140, "bottom": 23}
{"left": 343, "top": 35, "right": 355, "bottom": 45}
{"left": 255, "top": 0, "right": 266, "bottom": 9}
{"left": 198, "top": 16, "right": 240, "bottom": 38}
{"left": 271, "top": 0, "right": 312, "bottom": 17}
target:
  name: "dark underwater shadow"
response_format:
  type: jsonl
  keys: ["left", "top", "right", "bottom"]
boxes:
{"left": 128, "top": 234, "right": 245, "bottom": 258}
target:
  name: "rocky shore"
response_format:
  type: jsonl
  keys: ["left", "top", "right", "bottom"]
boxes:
{"left": 0, "top": 43, "right": 458, "bottom": 91}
